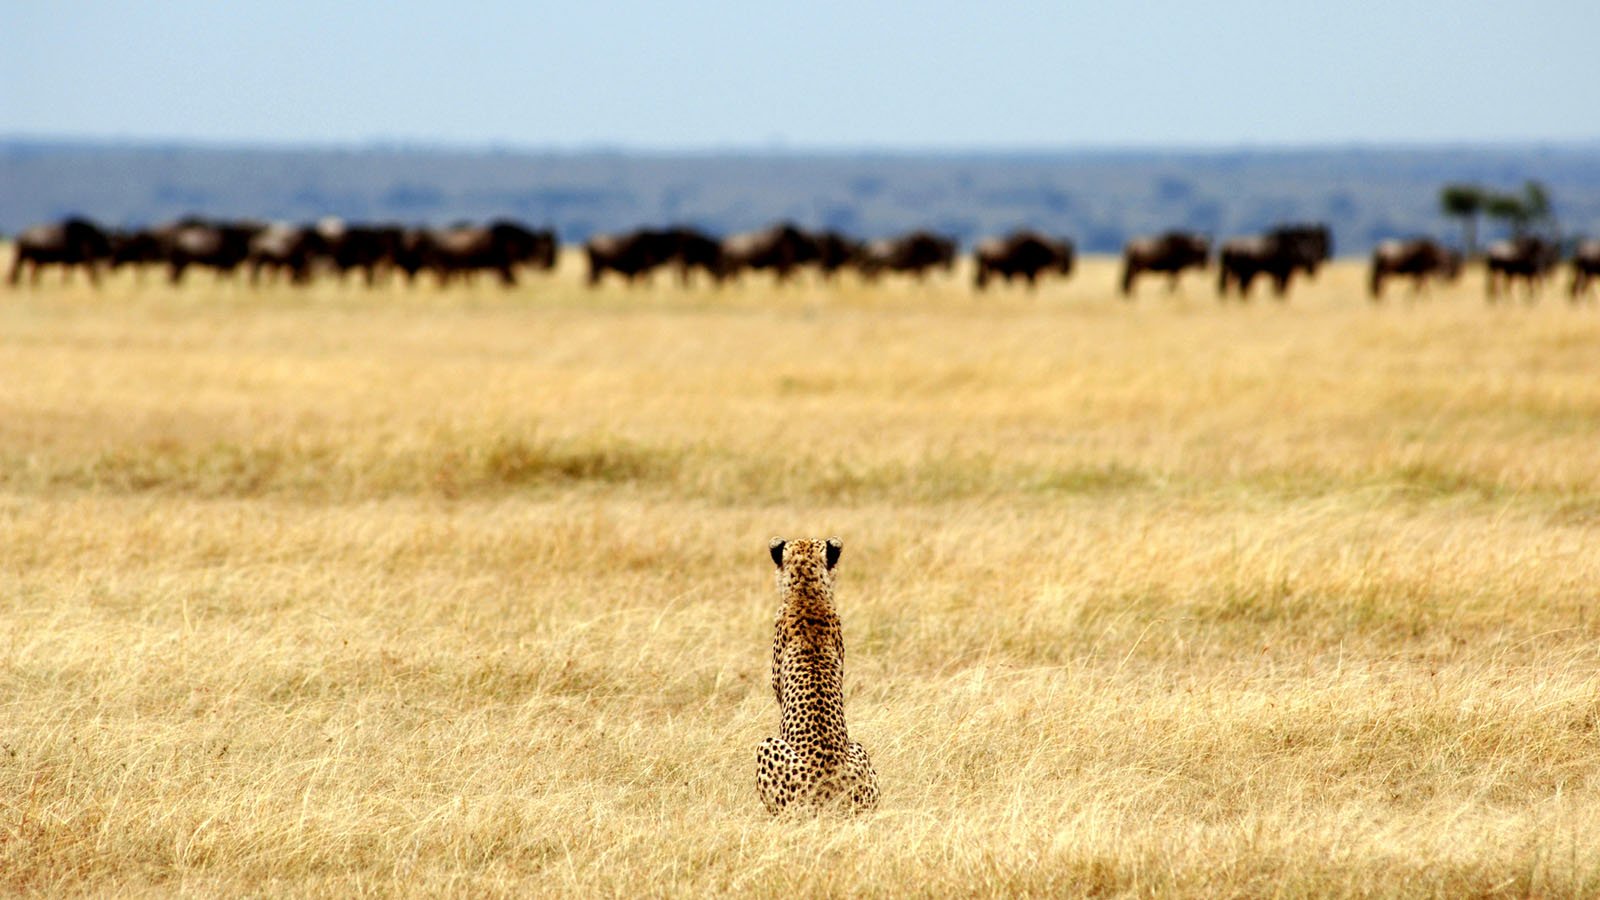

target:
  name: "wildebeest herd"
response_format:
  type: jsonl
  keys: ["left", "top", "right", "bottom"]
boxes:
{"left": 7, "top": 215, "right": 1600, "bottom": 301}
{"left": 6, "top": 217, "right": 557, "bottom": 288}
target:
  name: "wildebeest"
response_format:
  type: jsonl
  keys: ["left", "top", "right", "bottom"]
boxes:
{"left": 973, "top": 230, "right": 1075, "bottom": 290}
{"left": 857, "top": 230, "right": 958, "bottom": 282}
{"left": 314, "top": 220, "right": 403, "bottom": 286}
{"left": 488, "top": 219, "right": 558, "bottom": 273}
{"left": 586, "top": 228, "right": 694, "bottom": 285}
{"left": 1568, "top": 240, "right": 1600, "bottom": 300}
{"left": 1485, "top": 236, "right": 1560, "bottom": 301}
{"left": 1217, "top": 225, "right": 1330, "bottom": 299}
{"left": 406, "top": 219, "right": 556, "bottom": 283}
{"left": 163, "top": 217, "right": 264, "bottom": 284}
{"left": 8, "top": 217, "right": 113, "bottom": 286}
{"left": 721, "top": 223, "right": 820, "bottom": 283}
{"left": 108, "top": 228, "right": 169, "bottom": 280}
{"left": 660, "top": 227, "right": 726, "bottom": 285}
{"left": 1275, "top": 223, "right": 1332, "bottom": 277}
{"left": 247, "top": 223, "right": 330, "bottom": 285}
{"left": 1120, "top": 230, "right": 1209, "bottom": 296}
{"left": 811, "top": 230, "right": 864, "bottom": 280}
{"left": 1368, "top": 237, "right": 1461, "bottom": 300}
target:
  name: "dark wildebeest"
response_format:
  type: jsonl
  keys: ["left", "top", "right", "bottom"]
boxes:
{"left": 412, "top": 220, "right": 558, "bottom": 286}
{"left": 163, "top": 218, "right": 264, "bottom": 284}
{"left": 1567, "top": 240, "right": 1600, "bottom": 301}
{"left": 1217, "top": 225, "right": 1330, "bottom": 299}
{"left": 721, "top": 222, "right": 820, "bottom": 283}
{"left": 1368, "top": 238, "right": 1461, "bottom": 300}
{"left": 487, "top": 219, "right": 557, "bottom": 274}
{"left": 1275, "top": 223, "right": 1332, "bottom": 277}
{"left": 1120, "top": 230, "right": 1209, "bottom": 296}
{"left": 659, "top": 227, "right": 726, "bottom": 285}
{"left": 108, "top": 228, "right": 169, "bottom": 281}
{"left": 585, "top": 228, "right": 686, "bottom": 285}
{"left": 857, "top": 230, "right": 958, "bottom": 282}
{"left": 247, "top": 224, "right": 330, "bottom": 286}
{"left": 811, "top": 229, "right": 863, "bottom": 280}
{"left": 1485, "top": 236, "right": 1560, "bottom": 301}
{"left": 8, "top": 217, "right": 114, "bottom": 286}
{"left": 316, "top": 220, "right": 403, "bottom": 286}
{"left": 393, "top": 228, "right": 439, "bottom": 284}
{"left": 583, "top": 227, "right": 723, "bottom": 286}
{"left": 973, "top": 230, "right": 1075, "bottom": 290}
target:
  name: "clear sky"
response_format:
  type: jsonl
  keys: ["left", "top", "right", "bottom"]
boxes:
{"left": 3, "top": 1, "right": 1597, "bottom": 150}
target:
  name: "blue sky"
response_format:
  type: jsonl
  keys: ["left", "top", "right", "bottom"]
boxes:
{"left": 3, "top": 1, "right": 1597, "bottom": 149}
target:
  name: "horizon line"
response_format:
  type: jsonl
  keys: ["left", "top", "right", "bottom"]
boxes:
{"left": 6, "top": 132, "right": 1600, "bottom": 158}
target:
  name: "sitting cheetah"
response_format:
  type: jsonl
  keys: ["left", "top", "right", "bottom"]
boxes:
{"left": 756, "top": 537, "right": 879, "bottom": 815}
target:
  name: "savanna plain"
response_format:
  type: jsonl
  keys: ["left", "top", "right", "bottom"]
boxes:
{"left": 3, "top": 255, "right": 1599, "bottom": 898}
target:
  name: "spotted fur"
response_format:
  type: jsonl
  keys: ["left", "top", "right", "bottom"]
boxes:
{"left": 756, "top": 537, "right": 879, "bottom": 815}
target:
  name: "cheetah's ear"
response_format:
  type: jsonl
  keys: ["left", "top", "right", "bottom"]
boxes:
{"left": 769, "top": 538, "right": 786, "bottom": 568}
{"left": 825, "top": 538, "right": 842, "bottom": 570}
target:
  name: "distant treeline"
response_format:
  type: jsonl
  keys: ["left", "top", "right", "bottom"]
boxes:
{"left": 3, "top": 140, "right": 1600, "bottom": 254}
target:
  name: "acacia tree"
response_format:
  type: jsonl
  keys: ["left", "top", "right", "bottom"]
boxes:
{"left": 1484, "top": 192, "right": 1531, "bottom": 238}
{"left": 1439, "top": 183, "right": 1485, "bottom": 256}
{"left": 1482, "top": 181, "right": 1556, "bottom": 242}
{"left": 1520, "top": 180, "right": 1554, "bottom": 236}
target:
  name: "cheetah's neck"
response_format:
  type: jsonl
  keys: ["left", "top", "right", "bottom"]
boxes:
{"left": 772, "top": 595, "right": 851, "bottom": 755}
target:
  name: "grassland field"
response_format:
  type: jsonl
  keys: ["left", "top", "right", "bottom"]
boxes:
{"left": 2, "top": 251, "right": 1599, "bottom": 897}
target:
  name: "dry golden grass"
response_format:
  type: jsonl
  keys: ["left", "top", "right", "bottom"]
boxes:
{"left": 2, "top": 252, "right": 1599, "bottom": 897}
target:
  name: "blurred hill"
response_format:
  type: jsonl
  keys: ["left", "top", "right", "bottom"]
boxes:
{"left": 4, "top": 139, "right": 1598, "bottom": 254}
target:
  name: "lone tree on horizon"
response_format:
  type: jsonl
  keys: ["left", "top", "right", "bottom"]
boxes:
{"left": 1440, "top": 183, "right": 1485, "bottom": 256}
{"left": 1483, "top": 181, "right": 1556, "bottom": 241}
{"left": 1519, "top": 180, "right": 1554, "bottom": 236}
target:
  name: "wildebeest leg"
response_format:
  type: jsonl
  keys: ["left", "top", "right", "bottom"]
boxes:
{"left": 85, "top": 261, "right": 102, "bottom": 287}
{"left": 497, "top": 264, "right": 516, "bottom": 287}
{"left": 1167, "top": 273, "right": 1179, "bottom": 294}
{"left": 6, "top": 254, "right": 25, "bottom": 286}
{"left": 1119, "top": 263, "right": 1135, "bottom": 297}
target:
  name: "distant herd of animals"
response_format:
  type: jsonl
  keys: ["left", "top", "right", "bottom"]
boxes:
{"left": 7, "top": 215, "right": 1600, "bottom": 301}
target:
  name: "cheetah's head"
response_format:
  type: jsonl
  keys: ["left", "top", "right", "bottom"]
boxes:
{"left": 769, "top": 537, "right": 842, "bottom": 591}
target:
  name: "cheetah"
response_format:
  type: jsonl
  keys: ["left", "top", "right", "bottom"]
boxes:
{"left": 756, "top": 537, "right": 879, "bottom": 815}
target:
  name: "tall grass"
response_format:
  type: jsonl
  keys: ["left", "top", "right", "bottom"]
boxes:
{"left": 2, "top": 255, "right": 1598, "bottom": 896}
